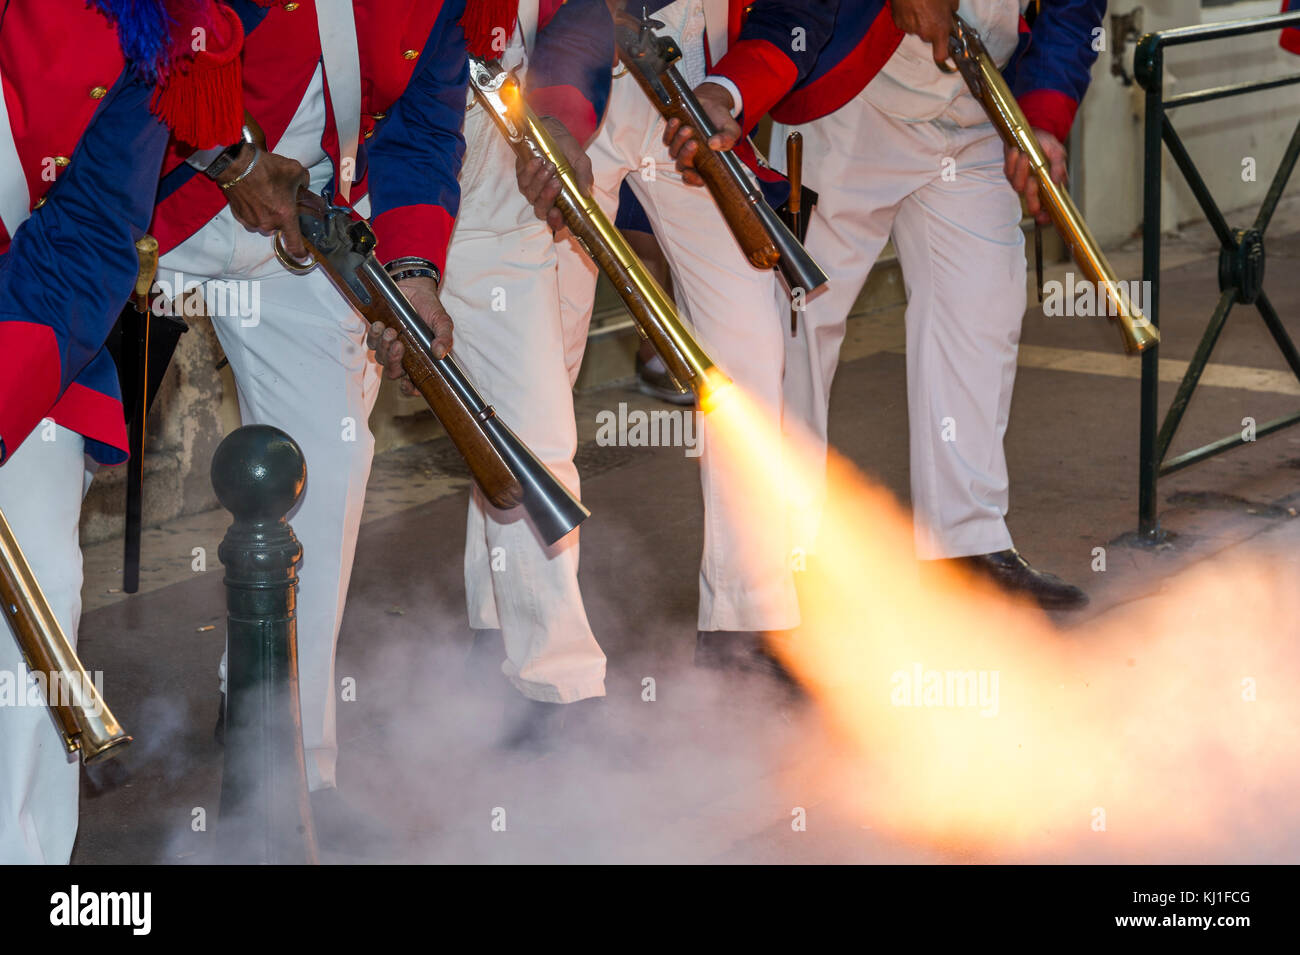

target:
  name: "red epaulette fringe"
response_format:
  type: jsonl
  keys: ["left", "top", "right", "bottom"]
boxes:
{"left": 462, "top": 0, "right": 520, "bottom": 60}
{"left": 151, "top": 2, "right": 246, "bottom": 148}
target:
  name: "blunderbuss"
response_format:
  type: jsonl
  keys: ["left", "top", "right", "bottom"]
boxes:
{"left": 0, "top": 506, "right": 131, "bottom": 762}
{"left": 612, "top": 7, "right": 829, "bottom": 302}
{"left": 945, "top": 13, "right": 1159, "bottom": 354}
{"left": 274, "top": 190, "right": 589, "bottom": 546}
{"left": 468, "top": 55, "right": 733, "bottom": 412}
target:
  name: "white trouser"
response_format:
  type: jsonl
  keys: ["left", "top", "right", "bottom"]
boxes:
{"left": 442, "top": 101, "right": 606, "bottom": 703}
{"left": 775, "top": 88, "right": 1026, "bottom": 560}
{"left": 557, "top": 66, "right": 798, "bottom": 632}
{"left": 161, "top": 157, "right": 380, "bottom": 790}
{"left": 0, "top": 425, "right": 91, "bottom": 863}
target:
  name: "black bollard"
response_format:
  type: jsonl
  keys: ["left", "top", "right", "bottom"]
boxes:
{"left": 212, "top": 424, "right": 318, "bottom": 864}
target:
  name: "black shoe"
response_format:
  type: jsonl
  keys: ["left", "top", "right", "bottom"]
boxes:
{"left": 214, "top": 693, "right": 225, "bottom": 747}
{"left": 951, "top": 549, "right": 1089, "bottom": 610}
{"left": 695, "top": 630, "right": 801, "bottom": 690}
{"left": 500, "top": 696, "right": 606, "bottom": 754}
{"left": 309, "top": 787, "right": 402, "bottom": 858}
{"left": 636, "top": 353, "right": 695, "bottom": 406}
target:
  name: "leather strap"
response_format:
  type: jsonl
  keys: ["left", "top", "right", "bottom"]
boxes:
{"left": 519, "top": 0, "right": 540, "bottom": 52}
{"left": 315, "top": 0, "right": 362, "bottom": 202}
{"left": 702, "top": 0, "right": 728, "bottom": 68}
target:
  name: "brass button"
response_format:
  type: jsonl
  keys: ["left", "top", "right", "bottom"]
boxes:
{"left": 372, "top": 112, "right": 386, "bottom": 121}
{"left": 403, "top": 49, "right": 418, "bottom": 60}
{"left": 284, "top": 2, "right": 299, "bottom": 10}
{"left": 53, "top": 156, "right": 71, "bottom": 167}
{"left": 364, "top": 129, "right": 374, "bottom": 139}
{"left": 34, "top": 196, "right": 46, "bottom": 209}
{"left": 89, "top": 86, "right": 108, "bottom": 100}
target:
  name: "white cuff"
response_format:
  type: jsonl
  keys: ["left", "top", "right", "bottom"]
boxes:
{"left": 702, "top": 75, "right": 744, "bottom": 118}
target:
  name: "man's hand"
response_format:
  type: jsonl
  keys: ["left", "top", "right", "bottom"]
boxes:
{"left": 662, "top": 81, "right": 740, "bottom": 187}
{"left": 891, "top": 0, "right": 959, "bottom": 64}
{"left": 515, "top": 116, "right": 593, "bottom": 239}
{"left": 364, "top": 275, "right": 454, "bottom": 398}
{"left": 217, "top": 145, "right": 311, "bottom": 259}
{"left": 1004, "top": 129, "right": 1067, "bottom": 225}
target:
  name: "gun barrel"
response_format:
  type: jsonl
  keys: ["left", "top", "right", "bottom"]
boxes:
{"left": 947, "top": 14, "right": 1158, "bottom": 354}
{"left": 0, "top": 506, "right": 131, "bottom": 763}
{"left": 470, "top": 57, "right": 731, "bottom": 412}
{"left": 614, "top": 15, "right": 827, "bottom": 297}
{"left": 278, "top": 192, "right": 589, "bottom": 546}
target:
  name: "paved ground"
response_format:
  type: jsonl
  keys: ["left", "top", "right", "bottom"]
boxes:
{"left": 68, "top": 210, "right": 1300, "bottom": 864}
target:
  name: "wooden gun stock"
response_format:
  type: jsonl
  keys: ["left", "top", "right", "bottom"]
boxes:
{"left": 640, "top": 68, "right": 778, "bottom": 270}
{"left": 293, "top": 194, "right": 520, "bottom": 509}
{"left": 274, "top": 191, "right": 589, "bottom": 546}
{"left": 614, "top": 10, "right": 828, "bottom": 296}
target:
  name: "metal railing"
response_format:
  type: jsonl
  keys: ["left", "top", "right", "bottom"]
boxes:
{"left": 1134, "top": 11, "right": 1300, "bottom": 539}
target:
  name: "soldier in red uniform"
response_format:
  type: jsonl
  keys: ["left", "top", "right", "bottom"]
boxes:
{"left": 514, "top": 0, "right": 836, "bottom": 680}
{"left": 766, "top": 0, "right": 1097, "bottom": 609}
{"left": 0, "top": 0, "right": 244, "bottom": 864}
{"left": 153, "top": 0, "right": 467, "bottom": 846}
{"left": 370, "top": 0, "right": 620, "bottom": 750}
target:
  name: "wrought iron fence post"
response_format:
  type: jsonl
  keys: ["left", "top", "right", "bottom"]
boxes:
{"left": 1137, "top": 35, "right": 1164, "bottom": 542}
{"left": 1129, "top": 12, "right": 1300, "bottom": 540}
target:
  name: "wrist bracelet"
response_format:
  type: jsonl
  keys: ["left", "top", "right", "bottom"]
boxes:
{"left": 202, "top": 124, "right": 256, "bottom": 180}
{"left": 385, "top": 257, "right": 441, "bottom": 286}
{"left": 389, "top": 266, "right": 440, "bottom": 285}
{"left": 385, "top": 256, "right": 436, "bottom": 272}
{"left": 219, "top": 146, "right": 261, "bottom": 191}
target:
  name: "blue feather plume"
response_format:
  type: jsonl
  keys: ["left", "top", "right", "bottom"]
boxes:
{"left": 88, "top": 0, "right": 175, "bottom": 79}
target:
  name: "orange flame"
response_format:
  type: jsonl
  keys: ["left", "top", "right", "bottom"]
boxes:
{"left": 706, "top": 386, "right": 1300, "bottom": 860}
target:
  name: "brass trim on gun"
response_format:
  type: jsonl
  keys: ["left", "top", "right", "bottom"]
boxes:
{"left": 468, "top": 56, "right": 731, "bottom": 411}
{"left": 0, "top": 506, "right": 131, "bottom": 763}
{"left": 947, "top": 14, "right": 1158, "bottom": 354}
